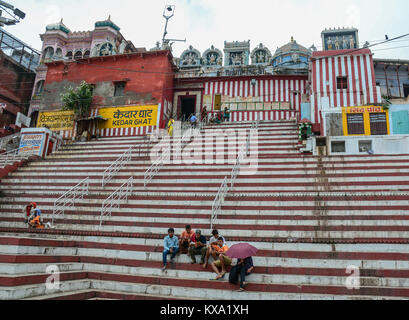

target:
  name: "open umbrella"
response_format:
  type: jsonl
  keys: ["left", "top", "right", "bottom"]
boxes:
{"left": 225, "top": 243, "right": 258, "bottom": 259}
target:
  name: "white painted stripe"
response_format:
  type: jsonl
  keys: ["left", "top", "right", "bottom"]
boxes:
{"left": 322, "top": 59, "right": 327, "bottom": 99}
{"left": 353, "top": 55, "right": 360, "bottom": 106}
{"left": 230, "top": 81, "right": 233, "bottom": 97}
{"left": 280, "top": 80, "right": 284, "bottom": 101}
{"left": 347, "top": 56, "right": 354, "bottom": 106}
{"left": 359, "top": 55, "right": 368, "bottom": 105}
{"left": 270, "top": 80, "right": 273, "bottom": 102}
{"left": 275, "top": 80, "right": 279, "bottom": 102}
{"left": 205, "top": 82, "right": 209, "bottom": 95}
{"left": 259, "top": 80, "right": 264, "bottom": 99}
{"left": 311, "top": 93, "right": 315, "bottom": 121}
{"left": 234, "top": 81, "right": 239, "bottom": 97}
{"left": 239, "top": 112, "right": 242, "bottom": 122}
{"left": 285, "top": 80, "right": 289, "bottom": 102}
{"left": 240, "top": 81, "right": 243, "bottom": 97}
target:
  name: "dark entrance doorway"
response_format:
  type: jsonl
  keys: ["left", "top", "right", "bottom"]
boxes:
{"left": 180, "top": 96, "right": 196, "bottom": 120}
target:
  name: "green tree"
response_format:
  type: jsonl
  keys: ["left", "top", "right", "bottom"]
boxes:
{"left": 61, "top": 81, "right": 93, "bottom": 117}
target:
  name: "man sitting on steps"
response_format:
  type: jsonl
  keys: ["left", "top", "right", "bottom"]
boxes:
{"left": 203, "top": 229, "right": 226, "bottom": 269}
{"left": 210, "top": 237, "right": 232, "bottom": 280}
{"left": 188, "top": 229, "right": 207, "bottom": 264}
{"left": 179, "top": 225, "right": 194, "bottom": 255}
{"left": 162, "top": 228, "right": 179, "bottom": 271}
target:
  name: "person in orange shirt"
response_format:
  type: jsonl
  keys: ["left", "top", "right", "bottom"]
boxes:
{"left": 210, "top": 237, "right": 232, "bottom": 280}
{"left": 178, "top": 225, "right": 195, "bottom": 254}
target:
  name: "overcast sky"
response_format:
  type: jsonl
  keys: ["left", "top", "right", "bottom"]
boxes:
{"left": 4, "top": 0, "right": 409, "bottom": 59}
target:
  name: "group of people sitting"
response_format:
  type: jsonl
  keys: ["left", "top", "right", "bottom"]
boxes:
{"left": 201, "top": 106, "right": 231, "bottom": 124}
{"left": 162, "top": 226, "right": 254, "bottom": 291}
{"left": 24, "top": 203, "right": 52, "bottom": 229}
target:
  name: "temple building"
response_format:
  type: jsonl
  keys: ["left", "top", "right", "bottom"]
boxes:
{"left": 173, "top": 38, "right": 312, "bottom": 124}
{"left": 28, "top": 17, "right": 140, "bottom": 125}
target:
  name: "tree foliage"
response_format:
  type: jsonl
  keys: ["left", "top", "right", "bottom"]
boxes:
{"left": 61, "top": 81, "right": 93, "bottom": 117}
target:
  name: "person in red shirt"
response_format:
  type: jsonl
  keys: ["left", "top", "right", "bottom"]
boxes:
{"left": 24, "top": 202, "right": 36, "bottom": 225}
{"left": 178, "top": 225, "right": 195, "bottom": 254}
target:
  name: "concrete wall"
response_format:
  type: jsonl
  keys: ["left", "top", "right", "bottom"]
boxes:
{"left": 388, "top": 103, "right": 409, "bottom": 135}
{"left": 326, "top": 135, "right": 409, "bottom": 155}
{"left": 40, "top": 51, "right": 175, "bottom": 129}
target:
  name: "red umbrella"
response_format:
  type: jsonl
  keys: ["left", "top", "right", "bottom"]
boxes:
{"left": 225, "top": 243, "right": 258, "bottom": 259}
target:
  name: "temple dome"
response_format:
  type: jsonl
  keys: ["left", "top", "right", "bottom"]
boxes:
{"left": 271, "top": 37, "right": 311, "bottom": 74}
{"left": 46, "top": 19, "right": 71, "bottom": 34}
{"left": 95, "top": 15, "right": 120, "bottom": 31}
{"left": 273, "top": 37, "right": 310, "bottom": 59}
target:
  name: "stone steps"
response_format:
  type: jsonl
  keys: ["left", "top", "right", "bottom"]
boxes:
{"left": 1, "top": 234, "right": 409, "bottom": 300}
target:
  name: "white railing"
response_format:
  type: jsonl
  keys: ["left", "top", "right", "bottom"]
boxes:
{"left": 230, "top": 144, "right": 246, "bottom": 189}
{"left": 211, "top": 177, "right": 229, "bottom": 230}
{"left": 100, "top": 176, "right": 134, "bottom": 226}
{"left": 102, "top": 146, "right": 133, "bottom": 188}
{"left": 0, "top": 148, "right": 31, "bottom": 169}
{"left": 52, "top": 177, "right": 90, "bottom": 224}
{"left": 211, "top": 120, "right": 259, "bottom": 228}
{"left": 144, "top": 145, "right": 170, "bottom": 188}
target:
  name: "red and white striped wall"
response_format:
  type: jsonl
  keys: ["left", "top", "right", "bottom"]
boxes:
{"left": 208, "top": 110, "right": 298, "bottom": 122}
{"left": 311, "top": 49, "right": 382, "bottom": 124}
{"left": 203, "top": 76, "right": 308, "bottom": 121}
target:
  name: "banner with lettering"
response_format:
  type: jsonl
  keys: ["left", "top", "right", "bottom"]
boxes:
{"left": 18, "top": 133, "right": 45, "bottom": 156}
{"left": 37, "top": 110, "right": 75, "bottom": 131}
{"left": 98, "top": 105, "right": 158, "bottom": 129}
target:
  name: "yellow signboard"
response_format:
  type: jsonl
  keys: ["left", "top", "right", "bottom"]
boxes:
{"left": 98, "top": 105, "right": 158, "bottom": 129}
{"left": 37, "top": 110, "right": 75, "bottom": 131}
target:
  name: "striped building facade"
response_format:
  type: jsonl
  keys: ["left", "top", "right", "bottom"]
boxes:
{"left": 201, "top": 76, "right": 308, "bottom": 122}
{"left": 310, "top": 49, "right": 382, "bottom": 124}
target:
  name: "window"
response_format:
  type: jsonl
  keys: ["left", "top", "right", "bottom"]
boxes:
{"left": 369, "top": 113, "right": 388, "bottom": 135}
{"left": 55, "top": 48, "right": 63, "bottom": 59}
{"left": 359, "top": 141, "right": 372, "bottom": 153}
{"left": 404, "top": 84, "right": 409, "bottom": 98}
{"left": 337, "top": 76, "right": 348, "bottom": 90}
{"left": 43, "top": 47, "right": 54, "bottom": 60}
{"left": 35, "top": 80, "right": 45, "bottom": 94}
{"left": 331, "top": 141, "right": 346, "bottom": 153}
{"left": 114, "top": 82, "right": 126, "bottom": 97}
{"left": 83, "top": 50, "right": 91, "bottom": 59}
{"left": 214, "top": 94, "right": 222, "bottom": 111}
{"left": 347, "top": 113, "right": 365, "bottom": 135}
{"left": 74, "top": 51, "right": 83, "bottom": 60}
{"left": 66, "top": 52, "right": 73, "bottom": 60}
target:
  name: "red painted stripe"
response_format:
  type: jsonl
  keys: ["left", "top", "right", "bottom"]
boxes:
{"left": 351, "top": 56, "right": 357, "bottom": 106}
{"left": 356, "top": 55, "right": 363, "bottom": 104}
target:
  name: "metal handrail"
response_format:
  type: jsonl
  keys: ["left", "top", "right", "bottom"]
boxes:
{"left": 144, "top": 127, "right": 192, "bottom": 188}
{"left": 0, "top": 147, "right": 32, "bottom": 168}
{"left": 100, "top": 176, "right": 134, "bottom": 226}
{"left": 211, "top": 121, "right": 258, "bottom": 228}
{"left": 211, "top": 176, "right": 229, "bottom": 230}
{"left": 102, "top": 146, "right": 133, "bottom": 188}
{"left": 52, "top": 177, "right": 90, "bottom": 224}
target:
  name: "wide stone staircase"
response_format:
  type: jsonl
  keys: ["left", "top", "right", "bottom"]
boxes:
{"left": 1, "top": 120, "right": 409, "bottom": 300}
